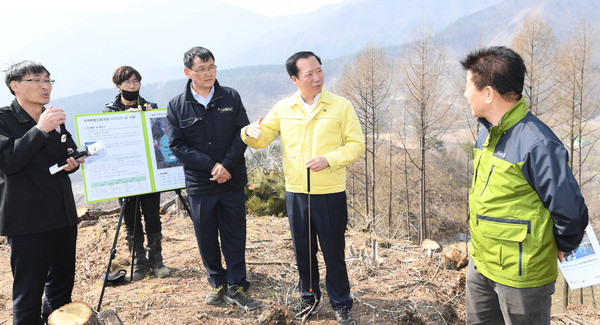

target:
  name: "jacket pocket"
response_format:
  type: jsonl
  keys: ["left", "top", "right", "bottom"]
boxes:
{"left": 476, "top": 214, "right": 530, "bottom": 277}
{"left": 179, "top": 117, "right": 202, "bottom": 129}
{"left": 479, "top": 156, "right": 513, "bottom": 197}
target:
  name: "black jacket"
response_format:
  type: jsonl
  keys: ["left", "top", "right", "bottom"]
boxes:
{"left": 103, "top": 94, "right": 158, "bottom": 112}
{"left": 166, "top": 80, "right": 249, "bottom": 194}
{"left": 0, "top": 100, "right": 79, "bottom": 236}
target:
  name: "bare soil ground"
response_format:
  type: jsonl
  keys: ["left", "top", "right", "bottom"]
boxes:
{"left": 1, "top": 210, "right": 599, "bottom": 324}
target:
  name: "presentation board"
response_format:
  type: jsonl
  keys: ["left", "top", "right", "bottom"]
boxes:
{"left": 74, "top": 109, "right": 185, "bottom": 203}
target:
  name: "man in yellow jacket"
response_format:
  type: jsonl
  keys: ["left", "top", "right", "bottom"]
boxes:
{"left": 242, "top": 51, "right": 364, "bottom": 325}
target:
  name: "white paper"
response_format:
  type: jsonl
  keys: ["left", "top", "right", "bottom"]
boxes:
{"left": 558, "top": 224, "right": 600, "bottom": 289}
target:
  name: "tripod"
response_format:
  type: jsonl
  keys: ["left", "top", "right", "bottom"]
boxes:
{"left": 96, "top": 189, "right": 191, "bottom": 311}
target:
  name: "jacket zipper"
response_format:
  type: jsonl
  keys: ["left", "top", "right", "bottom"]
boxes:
{"left": 480, "top": 165, "right": 495, "bottom": 196}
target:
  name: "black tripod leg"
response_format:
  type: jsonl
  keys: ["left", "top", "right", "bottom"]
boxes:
{"left": 129, "top": 196, "right": 140, "bottom": 282}
{"left": 97, "top": 197, "right": 130, "bottom": 312}
{"left": 175, "top": 189, "right": 192, "bottom": 217}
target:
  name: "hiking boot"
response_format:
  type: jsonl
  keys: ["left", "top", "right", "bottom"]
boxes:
{"left": 147, "top": 233, "right": 170, "bottom": 278}
{"left": 223, "top": 284, "right": 260, "bottom": 311}
{"left": 205, "top": 284, "right": 226, "bottom": 305}
{"left": 335, "top": 306, "right": 356, "bottom": 325}
{"left": 126, "top": 235, "right": 151, "bottom": 282}
{"left": 292, "top": 297, "right": 322, "bottom": 319}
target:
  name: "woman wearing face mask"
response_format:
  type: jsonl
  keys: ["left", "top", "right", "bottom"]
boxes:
{"left": 103, "top": 66, "right": 170, "bottom": 281}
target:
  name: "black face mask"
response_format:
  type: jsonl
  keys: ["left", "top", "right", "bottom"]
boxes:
{"left": 120, "top": 89, "right": 139, "bottom": 102}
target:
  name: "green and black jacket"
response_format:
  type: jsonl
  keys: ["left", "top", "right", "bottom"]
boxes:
{"left": 469, "top": 97, "right": 588, "bottom": 288}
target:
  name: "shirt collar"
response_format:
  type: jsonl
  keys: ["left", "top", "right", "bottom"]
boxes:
{"left": 299, "top": 92, "right": 322, "bottom": 114}
{"left": 190, "top": 84, "right": 214, "bottom": 107}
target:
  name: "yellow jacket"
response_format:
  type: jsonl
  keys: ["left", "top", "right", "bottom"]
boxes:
{"left": 242, "top": 88, "right": 365, "bottom": 194}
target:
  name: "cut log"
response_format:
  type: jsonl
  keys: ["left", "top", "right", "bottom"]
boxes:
{"left": 421, "top": 239, "right": 442, "bottom": 257}
{"left": 48, "top": 302, "right": 100, "bottom": 325}
{"left": 77, "top": 207, "right": 90, "bottom": 220}
{"left": 443, "top": 248, "right": 461, "bottom": 269}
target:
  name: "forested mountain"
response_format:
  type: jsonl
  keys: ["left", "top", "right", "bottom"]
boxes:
{"left": 440, "top": 0, "right": 600, "bottom": 57}
{"left": 2, "top": 0, "right": 503, "bottom": 106}
{"left": 51, "top": 0, "right": 600, "bottom": 134}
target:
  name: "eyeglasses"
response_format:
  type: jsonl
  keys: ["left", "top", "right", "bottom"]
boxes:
{"left": 121, "top": 80, "right": 141, "bottom": 86}
{"left": 20, "top": 79, "right": 55, "bottom": 85}
{"left": 189, "top": 65, "right": 217, "bottom": 74}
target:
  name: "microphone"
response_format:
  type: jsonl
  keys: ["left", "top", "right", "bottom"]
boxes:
{"left": 49, "top": 141, "right": 105, "bottom": 174}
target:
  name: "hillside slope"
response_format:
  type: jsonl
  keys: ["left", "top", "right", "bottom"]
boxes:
{"left": 1, "top": 212, "right": 599, "bottom": 324}
{"left": 0, "top": 213, "right": 466, "bottom": 324}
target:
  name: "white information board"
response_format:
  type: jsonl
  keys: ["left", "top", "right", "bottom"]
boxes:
{"left": 75, "top": 109, "right": 185, "bottom": 203}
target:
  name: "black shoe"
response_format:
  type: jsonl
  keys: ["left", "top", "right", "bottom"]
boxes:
{"left": 205, "top": 284, "right": 226, "bottom": 305}
{"left": 335, "top": 306, "right": 356, "bottom": 325}
{"left": 292, "top": 297, "right": 321, "bottom": 319}
{"left": 223, "top": 284, "right": 260, "bottom": 311}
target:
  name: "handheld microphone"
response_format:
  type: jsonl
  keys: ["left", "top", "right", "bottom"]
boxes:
{"left": 49, "top": 141, "right": 105, "bottom": 174}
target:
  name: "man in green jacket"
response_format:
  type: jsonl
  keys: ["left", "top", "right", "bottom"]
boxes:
{"left": 462, "top": 46, "right": 588, "bottom": 324}
{"left": 242, "top": 51, "right": 364, "bottom": 325}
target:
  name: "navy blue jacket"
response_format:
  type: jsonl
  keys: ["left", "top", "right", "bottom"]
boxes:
{"left": 0, "top": 100, "right": 79, "bottom": 236}
{"left": 166, "top": 80, "right": 249, "bottom": 194}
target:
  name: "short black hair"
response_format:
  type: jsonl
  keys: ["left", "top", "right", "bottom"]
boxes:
{"left": 285, "top": 51, "right": 322, "bottom": 78}
{"left": 183, "top": 47, "right": 215, "bottom": 69}
{"left": 112, "top": 66, "right": 142, "bottom": 85}
{"left": 4, "top": 60, "right": 50, "bottom": 95}
{"left": 460, "top": 46, "right": 526, "bottom": 102}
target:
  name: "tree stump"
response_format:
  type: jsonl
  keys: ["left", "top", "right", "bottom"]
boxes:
{"left": 48, "top": 302, "right": 100, "bottom": 325}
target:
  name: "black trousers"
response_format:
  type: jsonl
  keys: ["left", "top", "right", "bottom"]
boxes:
{"left": 7, "top": 225, "right": 77, "bottom": 325}
{"left": 285, "top": 191, "right": 353, "bottom": 310}
{"left": 119, "top": 192, "right": 162, "bottom": 238}
{"left": 188, "top": 189, "right": 249, "bottom": 290}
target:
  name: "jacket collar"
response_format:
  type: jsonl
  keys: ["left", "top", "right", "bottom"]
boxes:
{"left": 106, "top": 94, "right": 151, "bottom": 111}
{"left": 8, "top": 99, "right": 38, "bottom": 124}
{"left": 480, "top": 97, "right": 528, "bottom": 134}
{"left": 185, "top": 79, "right": 222, "bottom": 104}
{"left": 292, "top": 88, "right": 332, "bottom": 109}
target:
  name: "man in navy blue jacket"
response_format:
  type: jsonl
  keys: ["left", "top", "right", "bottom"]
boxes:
{"left": 166, "top": 46, "right": 259, "bottom": 311}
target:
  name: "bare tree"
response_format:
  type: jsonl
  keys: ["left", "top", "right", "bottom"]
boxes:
{"left": 554, "top": 19, "right": 599, "bottom": 309}
{"left": 512, "top": 13, "right": 557, "bottom": 120}
{"left": 388, "top": 117, "right": 394, "bottom": 238}
{"left": 338, "top": 43, "right": 393, "bottom": 259}
{"left": 398, "top": 25, "right": 453, "bottom": 243}
{"left": 555, "top": 20, "right": 599, "bottom": 184}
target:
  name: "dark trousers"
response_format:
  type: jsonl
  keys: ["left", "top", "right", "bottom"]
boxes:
{"left": 285, "top": 191, "right": 352, "bottom": 310}
{"left": 188, "top": 189, "right": 249, "bottom": 290}
{"left": 7, "top": 225, "right": 77, "bottom": 325}
{"left": 119, "top": 192, "right": 162, "bottom": 238}
{"left": 466, "top": 256, "right": 554, "bottom": 325}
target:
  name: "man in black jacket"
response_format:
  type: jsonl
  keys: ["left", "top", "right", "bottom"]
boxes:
{"left": 166, "top": 46, "right": 259, "bottom": 311}
{"left": 0, "top": 60, "right": 84, "bottom": 324}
